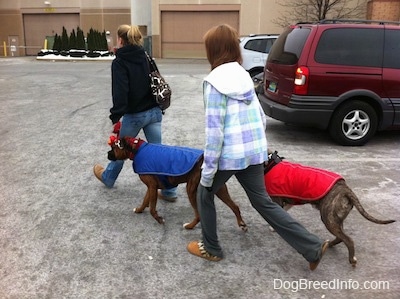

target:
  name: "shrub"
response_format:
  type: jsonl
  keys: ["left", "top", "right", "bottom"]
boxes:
{"left": 61, "top": 26, "right": 69, "bottom": 51}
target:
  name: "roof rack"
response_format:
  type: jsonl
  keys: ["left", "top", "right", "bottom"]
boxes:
{"left": 319, "top": 19, "right": 400, "bottom": 25}
{"left": 246, "top": 33, "right": 278, "bottom": 37}
{"left": 295, "top": 21, "right": 319, "bottom": 25}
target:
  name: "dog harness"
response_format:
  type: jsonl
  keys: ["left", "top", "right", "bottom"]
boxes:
{"left": 264, "top": 155, "right": 343, "bottom": 203}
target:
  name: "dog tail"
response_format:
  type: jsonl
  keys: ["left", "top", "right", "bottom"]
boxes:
{"left": 349, "top": 190, "right": 396, "bottom": 224}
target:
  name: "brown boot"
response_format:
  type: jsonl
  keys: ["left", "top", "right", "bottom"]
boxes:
{"left": 187, "top": 241, "right": 222, "bottom": 262}
{"left": 309, "top": 240, "right": 329, "bottom": 271}
{"left": 93, "top": 164, "right": 105, "bottom": 183}
{"left": 157, "top": 190, "right": 177, "bottom": 202}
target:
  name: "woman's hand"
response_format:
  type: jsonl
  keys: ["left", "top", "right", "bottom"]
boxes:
{"left": 112, "top": 121, "right": 121, "bottom": 136}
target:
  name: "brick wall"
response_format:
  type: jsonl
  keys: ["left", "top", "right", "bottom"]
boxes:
{"left": 367, "top": 0, "right": 400, "bottom": 21}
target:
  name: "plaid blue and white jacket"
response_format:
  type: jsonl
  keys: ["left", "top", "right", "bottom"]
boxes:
{"left": 200, "top": 62, "right": 268, "bottom": 187}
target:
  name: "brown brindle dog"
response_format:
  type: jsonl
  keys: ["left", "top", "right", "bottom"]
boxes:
{"left": 108, "top": 136, "right": 247, "bottom": 231}
{"left": 264, "top": 151, "right": 396, "bottom": 266}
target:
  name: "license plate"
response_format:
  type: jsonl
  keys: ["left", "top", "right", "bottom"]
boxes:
{"left": 268, "top": 81, "right": 277, "bottom": 93}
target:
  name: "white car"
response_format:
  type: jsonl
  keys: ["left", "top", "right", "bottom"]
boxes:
{"left": 240, "top": 34, "right": 278, "bottom": 78}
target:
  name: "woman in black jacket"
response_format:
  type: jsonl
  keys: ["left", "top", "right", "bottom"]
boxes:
{"left": 94, "top": 24, "right": 177, "bottom": 201}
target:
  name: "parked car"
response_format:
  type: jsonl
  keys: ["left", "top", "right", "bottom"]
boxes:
{"left": 240, "top": 34, "right": 278, "bottom": 78}
{"left": 258, "top": 20, "right": 400, "bottom": 146}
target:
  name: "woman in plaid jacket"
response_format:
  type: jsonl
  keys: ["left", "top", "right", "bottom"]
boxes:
{"left": 187, "top": 24, "right": 329, "bottom": 271}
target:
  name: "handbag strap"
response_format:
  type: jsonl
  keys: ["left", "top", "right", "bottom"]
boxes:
{"left": 145, "top": 51, "right": 159, "bottom": 73}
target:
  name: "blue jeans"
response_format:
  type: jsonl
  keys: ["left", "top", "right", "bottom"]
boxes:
{"left": 102, "top": 107, "right": 177, "bottom": 197}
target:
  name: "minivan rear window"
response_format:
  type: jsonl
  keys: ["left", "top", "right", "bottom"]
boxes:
{"left": 383, "top": 29, "right": 400, "bottom": 69}
{"left": 267, "top": 27, "right": 310, "bottom": 65}
{"left": 315, "top": 28, "right": 384, "bottom": 67}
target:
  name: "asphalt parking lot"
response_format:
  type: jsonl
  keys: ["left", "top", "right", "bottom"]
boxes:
{"left": 0, "top": 57, "right": 399, "bottom": 299}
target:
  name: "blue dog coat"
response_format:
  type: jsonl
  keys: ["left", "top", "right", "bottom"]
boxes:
{"left": 131, "top": 143, "right": 203, "bottom": 188}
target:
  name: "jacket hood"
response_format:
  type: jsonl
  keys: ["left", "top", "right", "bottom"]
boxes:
{"left": 116, "top": 44, "right": 146, "bottom": 64}
{"left": 204, "top": 62, "right": 255, "bottom": 102}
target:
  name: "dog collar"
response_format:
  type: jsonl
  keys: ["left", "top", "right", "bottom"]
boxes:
{"left": 128, "top": 139, "right": 146, "bottom": 160}
{"left": 264, "top": 151, "right": 283, "bottom": 174}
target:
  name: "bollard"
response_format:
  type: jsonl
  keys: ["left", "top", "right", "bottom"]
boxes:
{"left": 44, "top": 39, "right": 48, "bottom": 50}
{"left": 3, "top": 41, "right": 7, "bottom": 57}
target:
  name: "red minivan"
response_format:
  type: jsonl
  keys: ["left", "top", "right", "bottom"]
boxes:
{"left": 258, "top": 20, "right": 400, "bottom": 146}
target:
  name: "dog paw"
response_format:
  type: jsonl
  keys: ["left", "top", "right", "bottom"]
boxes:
{"left": 183, "top": 222, "right": 192, "bottom": 229}
{"left": 350, "top": 256, "right": 357, "bottom": 267}
{"left": 239, "top": 223, "right": 248, "bottom": 232}
{"left": 183, "top": 221, "right": 198, "bottom": 229}
{"left": 155, "top": 216, "right": 165, "bottom": 224}
{"left": 133, "top": 207, "right": 145, "bottom": 214}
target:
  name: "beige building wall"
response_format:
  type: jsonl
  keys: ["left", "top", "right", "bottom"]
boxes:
{"left": 150, "top": 0, "right": 373, "bottom": 57}
{"left": 0, "top": 0, "right": 130, "bottom": 56}
{"left": 367, "top": 0, "right": 400, "bottom": 21}
{"left": 80, "top": 0, "right": 131, "bottom": 35}
{"left": 0, "top": 8, "right": 24, "bottom": 56}
{"left": 0, "top": 0, "right": 384, "bottom": 57}
{"left": 151, "top": 0, "right": 283, "bottom": 57}
{"left": 240, "top": 0, "right": 284, "bottom": 35}
{"left": 151, "top": 0, "right": 284, "bottom": 35}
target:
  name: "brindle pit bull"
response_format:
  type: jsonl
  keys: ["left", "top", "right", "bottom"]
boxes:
{"left": 264, "top": 151, "right": 395, "bottom": 266}
{"left": 108, "top": 136, "right": 247, "bottom": 231}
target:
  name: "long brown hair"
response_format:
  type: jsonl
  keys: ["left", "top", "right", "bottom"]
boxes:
{"left": 203, "top": 24, "right": 242, "bottom": 70}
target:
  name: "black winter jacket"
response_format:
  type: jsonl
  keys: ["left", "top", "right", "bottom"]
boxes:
{"left": 109, "top": 44, "right": 158, "bottom": 124}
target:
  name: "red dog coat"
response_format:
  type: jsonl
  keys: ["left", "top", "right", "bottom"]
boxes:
{"left": 264, "top": 161, "right": 343, "bottom": 203}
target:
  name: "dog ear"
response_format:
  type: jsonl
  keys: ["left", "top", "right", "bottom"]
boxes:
{"left": 120, "top": 137, "right": 129, "bottom": 148}
{"left": 120, "top": 137, "right": 132, "bottom": 151}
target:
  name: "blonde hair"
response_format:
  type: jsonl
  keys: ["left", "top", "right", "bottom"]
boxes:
{"left": 117, "top": 24, "right": 143, "bottom": 46}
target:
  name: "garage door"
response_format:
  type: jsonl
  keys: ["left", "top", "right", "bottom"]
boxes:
{"left": 23, "top": 14, "right": 79, "bottom": 56}
{"left": 161, "top": 11, "right": 239, "bottom": 58}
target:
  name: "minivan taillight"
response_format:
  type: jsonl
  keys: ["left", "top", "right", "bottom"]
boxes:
{"left": 293, "top": 66, "right": 309, "bottom": 95}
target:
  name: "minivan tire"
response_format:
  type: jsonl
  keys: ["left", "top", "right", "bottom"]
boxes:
{"left": 329, "top": 100, "right": 378, "bottom": 146}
